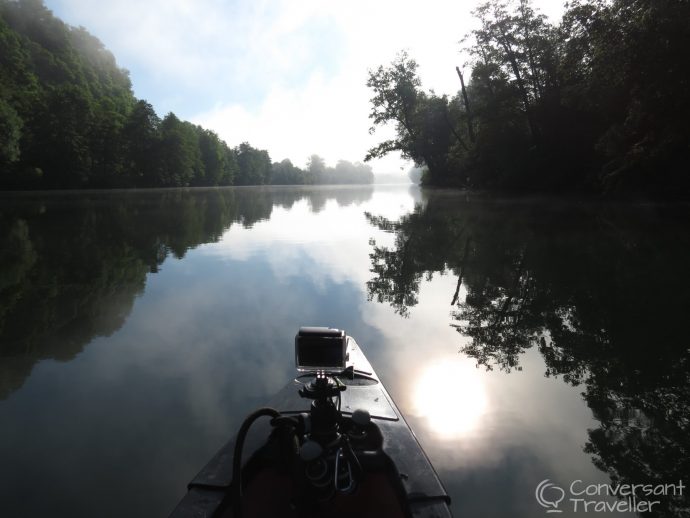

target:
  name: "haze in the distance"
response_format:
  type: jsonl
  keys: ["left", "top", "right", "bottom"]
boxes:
{"left": 44, "top": 0, "right": 565, "bottom": 174}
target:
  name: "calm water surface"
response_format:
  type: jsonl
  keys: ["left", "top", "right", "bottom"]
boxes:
{"left": 1, "top": 185, "right": 688, "bottom": 517}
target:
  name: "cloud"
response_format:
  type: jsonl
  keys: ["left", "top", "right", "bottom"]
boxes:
{"left": 49, "top": 0, "right": 345, "bottom": 110}
{"left": 190, "top": 64, "right": 407, "bottom": 171}
{"left": 189, "top": 0, "right": 487, "bottom": 171}
{"left": 47, "top": 0, "right": 564, "bottom": 172}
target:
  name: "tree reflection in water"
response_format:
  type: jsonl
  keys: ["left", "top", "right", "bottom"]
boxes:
{"left": 366, "top": 192, "right": 690, "bottom": 517}
{"left": 0, "top": 186, "right": 373, "bottom": 400}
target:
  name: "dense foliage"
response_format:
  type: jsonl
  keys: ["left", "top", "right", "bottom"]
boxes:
{"left": 367, "top": 0, "right": 690, "bottom": 195}
{"left": 0, "top": 0, "right": 372, "bottom": 189}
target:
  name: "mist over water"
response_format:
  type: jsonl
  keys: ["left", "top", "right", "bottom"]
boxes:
{"left": 1, "top": 185, "right": 688, "bottom": 517}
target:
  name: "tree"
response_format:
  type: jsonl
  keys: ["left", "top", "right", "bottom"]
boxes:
{"left": 235, "top": 142, "right": 271, "bottom": 185}
{"left": 223, "top": 146, "right": 239, "bottom": 186}
{"left": 27, "top": 84, "right": 94, "bottom": 187}
{"left": 271, "top": 158, "right": 305, "bottom": 185}
{"left": 365, "top": 51, "right": 422, "bottom": 163}
{"left": 157, "top": 113, "right": 202, "bottom": 187}
{"left": 0, "top": 97, "right": 22, "bottom": 165}
{"left": 0, "top": 0, "right": 255, "bottom": 190}
{"left": 196, "top": 128, "right": 228, "bottom": 186}
{"left": 332, "top": 160, "right": 374, "bottom": 184}
{"left": 122, "top": 100, "right": 160, "bottom": 186}
{"left": 470, "top": 0, "right": 555, "bottom": 145}
{"left": 366, "top": 52, "right": 460, "bottom": 184}
{"left": 307, "top": 154, "right": 326, "bottom": 183}
{"left": 411, "top": 93, "right": 461, "bottom": 185}
{"left": 559, "top": 0, "right": 690, "bottom": 193}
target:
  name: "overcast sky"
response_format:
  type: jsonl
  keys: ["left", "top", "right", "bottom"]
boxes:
{"left": 44, "top": 0, "right": 565, "bottom": 174}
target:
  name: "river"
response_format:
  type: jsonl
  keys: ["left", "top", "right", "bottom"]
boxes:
{"left": 1, "top": 185, "right": 688, "bottom": 517}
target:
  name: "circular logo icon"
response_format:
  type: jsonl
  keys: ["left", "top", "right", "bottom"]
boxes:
{"left": 536, "top": 479, "right": 565, "bottom": 513}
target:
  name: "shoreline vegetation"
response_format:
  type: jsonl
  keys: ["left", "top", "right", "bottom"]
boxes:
{"left": 1, "top": 0, "right": 688, "bottom": 196}
{"left": 0, "top": 0, "right": 373, "bottom": 190}
{"left": 366, "top": 0, "right": 689, "bottom": 197}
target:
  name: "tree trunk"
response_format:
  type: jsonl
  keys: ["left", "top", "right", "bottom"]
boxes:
{"left": 498, "top": 35, "right": 540, "bottom": 145}
{"left": 451, "top": 237, "right": 472, "bottom": 305}
{"left": 518, "top": 0, "right": 544, "bottom": 101}
{"left": 455, "top": 67, "right": 476, "bottom": 143}
{"left": 444, "top": 105, "right": 469, "bottom": 152}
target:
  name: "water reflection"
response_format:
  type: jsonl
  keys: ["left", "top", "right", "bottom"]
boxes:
{"left": 2, "top": 185, "right": 687, "bottom": 518}
{"left": 0, "top": 186, "right": 373, "bottom": 400}
{"left": 367, "top": 191, "right": 690, "bottom": 516}
{"left": 413, "top": 357, "right": 488, "bottom": 439}
{"left": 0, "top": 185, "right": 386, "bottom": 518}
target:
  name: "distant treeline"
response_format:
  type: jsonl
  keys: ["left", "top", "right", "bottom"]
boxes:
{"left": 271, "top": 154, "right": 374, "bottom": 186}
{"left": 0, "top": 0, "right": 373, "bottom": 189}
{"left": 367, "top": 0, "right": 690, "bottom": 195}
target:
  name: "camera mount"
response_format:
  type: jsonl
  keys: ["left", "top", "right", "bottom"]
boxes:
{"left": 299, "top": 372, "right": 346, "bottom": 444}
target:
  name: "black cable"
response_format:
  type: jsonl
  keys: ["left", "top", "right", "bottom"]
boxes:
{"left": 327, "top": 374, "right": 343, "bottom": 412}
{"left": 231, "top": 407, "right": 281, "bottom": 517}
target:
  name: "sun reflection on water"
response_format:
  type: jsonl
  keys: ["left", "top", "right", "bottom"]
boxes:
{"left": 413, "top": 357, "right": 489, "bottom": 440}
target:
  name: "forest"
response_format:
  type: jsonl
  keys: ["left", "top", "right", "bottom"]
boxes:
{"left": 366, "top": 0, "right": 690, "bottom": 195}
{"left": 0, "top": 0, "right": 373, "bottom": 189}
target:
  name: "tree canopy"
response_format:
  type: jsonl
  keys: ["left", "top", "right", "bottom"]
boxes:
{"left": 0, "top": 0, "right": 373, "bottom": 189}
{"left": 367, "top": 0, "right": 690, "bottom": 195}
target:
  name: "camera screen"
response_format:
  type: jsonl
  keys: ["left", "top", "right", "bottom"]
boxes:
{"left": 298, "top": 341, "right": 344, "bottom": 368}
{"left": 295, "top": 327, "right": 346, "bottom": 370}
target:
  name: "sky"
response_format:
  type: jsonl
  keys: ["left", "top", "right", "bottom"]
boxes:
{"left": 44, "top": 0, "right": 566, "bottom": 174}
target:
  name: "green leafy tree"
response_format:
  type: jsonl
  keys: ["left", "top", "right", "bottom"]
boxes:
{"left": 470, "top": 0, "right": 556, "bottom": 144}
{"left": 0, "top": 97, "right": 22, "bottom": 164}
{"left": 365, "top": 52, "right": 422, "bottom": 164}
{"left": 29, "top": 85, "right": 94, "bottom": 187}
{"left": 271, "top": 158, "right": 306, "bottom": 185}
{"left": 364, "top": 0, "right": 690, "bottom": 194}
{"left": 0, "top": 0, "right": 259, "bottom": 189}
{"left": 196, "top": 128, "right": 229, "bottom": 186}
{"left": 366, "top": 52, "right": 465, "bottom": 185}
{"left": 236, "top": 142, "right": 271, "bottom": 185}
{"left": 122, "top": 100, "right": 160, "bottom": 186}
{"left": 223, "top": 146, "right": 239, "bottom": 186}
{"left": 157, "top": 113, "right": 203, "bottom": 187}
{"left": 559, "top": 0, "right": 690, "bottom": 193}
